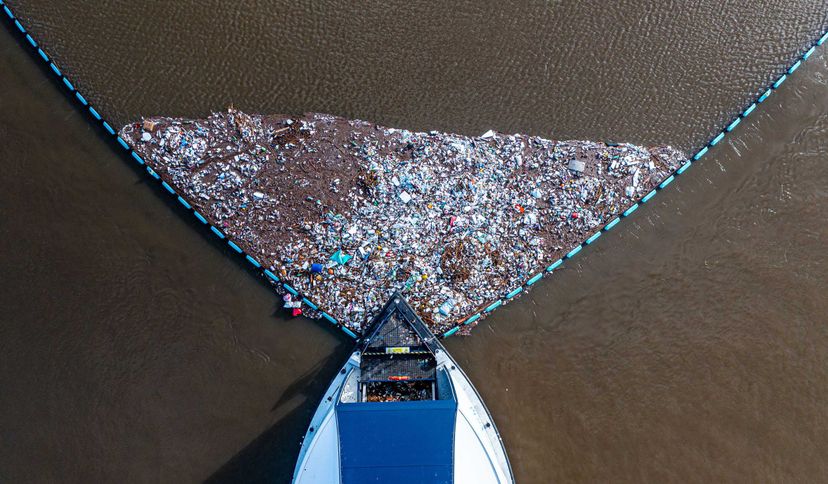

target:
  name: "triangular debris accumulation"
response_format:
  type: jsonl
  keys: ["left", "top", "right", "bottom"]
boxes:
{"left": 121, "top": 109, "right": 685, "bottom": 334}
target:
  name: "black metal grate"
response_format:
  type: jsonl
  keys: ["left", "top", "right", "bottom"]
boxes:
{"left": 367, "top": 313, "right": 423, "bottom": 350}
{"left": 361, "top": 354, "right": 436, "bottom": 381}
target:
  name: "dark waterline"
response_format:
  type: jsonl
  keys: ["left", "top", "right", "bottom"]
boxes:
{"left": 2, "top": 1, "right": 828, "bottom": 482}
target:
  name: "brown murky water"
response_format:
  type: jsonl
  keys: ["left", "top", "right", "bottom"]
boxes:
{"left": 2, "top": 1, "right": 828, "bottom": 482}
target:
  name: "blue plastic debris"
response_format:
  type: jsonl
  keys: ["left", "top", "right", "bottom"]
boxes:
{"left": 330, "top": 250, "right": 352, "bottom": 265}
{"left": 439, "top": 298, "right": 456, "bottom": 316}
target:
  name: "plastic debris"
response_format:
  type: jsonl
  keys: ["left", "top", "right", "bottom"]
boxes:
{"left": 331, "top": 250, "right": 352, "bottom": 265}
{"left": 120, "top": 109, "right": 685, "bottom": 335}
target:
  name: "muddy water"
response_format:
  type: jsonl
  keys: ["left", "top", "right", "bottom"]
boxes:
{"left": 1, "top": 1, "right": 828, "bottom": 482}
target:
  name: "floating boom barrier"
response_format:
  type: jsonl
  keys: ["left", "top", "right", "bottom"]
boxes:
{"left": 2, "top": 0, "right": 827, "bottom": 339}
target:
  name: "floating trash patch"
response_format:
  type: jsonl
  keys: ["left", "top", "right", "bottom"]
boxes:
{"left": 120, "top": 110, "right": 685, "bottom": 335}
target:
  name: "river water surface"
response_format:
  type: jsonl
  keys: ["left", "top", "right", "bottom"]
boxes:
{"left": 2, "top": 1, "right": 828, "bottom": 482}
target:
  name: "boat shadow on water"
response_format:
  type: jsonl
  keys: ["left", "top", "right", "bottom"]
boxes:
{"left": 206, "top": 339, "right": 352, "bottom": 484}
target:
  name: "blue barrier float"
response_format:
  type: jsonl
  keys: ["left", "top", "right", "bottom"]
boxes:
{"left": 463, "top": 313, "right": 481, "bottom": 325}
{"left": 264, "top": 269, "right": 280, "bottom": 282}
{"left": 485, "top": 300, "right": 503, "bottom": 313}
{"left": 210, "top": 226, "right": 225, "bottom": 239}
{"left": 788, "top": 60, "right": 802, "bottom": 74}
{"left": 546, "top": 259, "right": 563, "bottom": 272}
{"left": 2, "top": 0, "right": 824, "bottom": 341}
{"left": 623, "top": 203, "right": 639, "bottom": 217}
{"left": 604, "top": 217, "right": 621, "bottom": 230}
{"left": 565, "top": 245, "right": 582, "bottom": 259}
{"left": 526, "top": 273, "right": 543, "bottom": 286}
{"left": 227, "top": 241, "right": 243, "bottom": 253}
